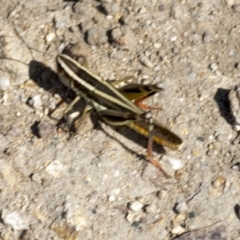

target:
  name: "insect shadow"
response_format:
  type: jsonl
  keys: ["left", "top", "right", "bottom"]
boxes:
{"left": 28, "top": 60, "right": 165, "bottom": 158}
{"left": 234, "top": 204, "right": 240, "bottom": 220}
{"left": 214, "top": 88, "right": 233, "bottom": 126}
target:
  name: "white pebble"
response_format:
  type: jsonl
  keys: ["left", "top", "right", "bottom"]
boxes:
{"left": 128, "top": 201, "right": 143, "bottom": 212}
{"left": 139, "top": 7, "right": 146, "bottom": 14}
{"left": 45, "top": 32, "right": 56, "bottom": 43}
{"left": 45, "top": 160, "right": 65, "bottom": 178}
{"left": 153, "top": 43, "right": 161, "bottom": 48}
{"left": 209, "top": 63, "right": 218, "bottom": 71}
{"left": 0, "top": 77, "right": 10, "bottom": 91}
{"left": 225, "top": 0, "right": 235, "bottom": 6}
{"left": 2, "top": 210, "right": 29, "bottom": 231}
{"left": 113, "top": 188, "right": 121, "bottom": 195}
{"left": 153, "top": 65, "right": 161, "bottom": 71}
{"left": 126, "top": 212, "right": 137, "bottom": 223}
{"left": 170, "top": 36, "right": 177, "bottom": 42}
{"left": 113, "top": 170, "right": 120, "bottom": 177}
{"left": 232, "top": 163, "right": 240, "bottom": 171}
{"left": 29, "top": 95, "right": 42, "bottom": 110}
{"left": 108, "top": 195, "right": 116, "bottom": 202}
{"left": 175, "top": 201, "right": 188, "bottom": 214}
{"left": 171, "top": 225, "right": 185, "bottom": 235}
{"left": 167, "top": 156, "right": 184, "bottom": 170}
{"left": 55, "top": 20, "right": 65, "bottom": 29}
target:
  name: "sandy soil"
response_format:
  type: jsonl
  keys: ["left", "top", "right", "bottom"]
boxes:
{"left": 0, "top": 0, "right": 240, "bottom": 239}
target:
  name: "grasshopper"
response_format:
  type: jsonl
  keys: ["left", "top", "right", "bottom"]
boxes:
{"left": 56, "top": 54, "right": 182, "bottom": 176}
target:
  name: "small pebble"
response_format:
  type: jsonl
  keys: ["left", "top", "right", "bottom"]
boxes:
{"left": 175, "top": 170, "right": 184, "bottom": 180}
{"left": 65, "top": 197, "right": 87, "bottom": 231}
{"left": 0, "top": 77, "right": 10, "bottom": 91}
{"left": 2, "top": 210, "right": 29, "bottom": 231}
{"left": 1, "top": 92, "right": 9, "bottom": 105}
{"left": 45, "top": 160, "right": 65, "bottom": 178}
{"left": 110, "top": 28, "right": 125, "bottom": 46}
{"left": 153, "top": 65, "right": 161, "bottom": 71}
{"left": 212, "top": 176, "right": 226, "bottom": 188}
{"left": 209, "top": 63, "right": 218, "bottom": 72}
{"left": 112, "top": 188, "right": 120, "bottom": 195}
{"left": 158, "top": 4, "right": 165, "bottom": 11}
{"left": 171, "top": 225, "right": 185, "bottom": 235}
{"left": 232, "top": 162, "right": 240, "bottom": 171}
{"left": 135, "top": 196, "right": 144, "bottom": 202}
{"left": 86, "top": 26, "right": 107, "bottom": 45}
{"left": 175, "top": 201, "right": 188, "bottom": 214}
{"left": 101, "top": 3, "right": 121, "bottom": 16}
{"left": 110, "top": 51, "right": 125, "bottom": 60}
{"left": 207, "top": 142, "right": 214, "bottom": 150}
{"left": 229, "top": 49, "right": 237, "bottom": 57}
{"left": 229, "top": 85, "right": 240, "bottom": 129}
{"left": 202, "top": 31, "right": 212, "bottom": 43}
{"left": 125, "top": 212, "right": 141, "bottom": 223}
{"left": 153, "top": 43, "right": 161, "bottom": 49}
{"left": 113, "top": 170, "right": 119, "bottom": 177}
{"left": 167, "top": 156, "right": 184, "bottom": 170}
{"left": 30, "top": 172, "right": 42, "bottom": 183}
{"left": 170, "top": 36, "right": 177, "bottom": 42}
{"left": 45, "top": 32, "right": 55, "bottom": 43}
{"left": 209, "top": 176, "right": 226, "bottom": 197}
{"left": 37, "top": 120, "right": 55, "bottom": 138}
{"left": 55, "top": 20, "right": 65, "bottom": 29}
{"left": 139, "top": 55, "right": 154, "bottom": 69}
{"left": 156, "top": 189, "right": 168, "bottom": 199}
{"left": 172, "top": 213, "right": 187, "bottom": 227}
{"left": 215, "top": 134, "right": 224, "bottom": 142}
{"left": 28, "top": 95, "right": 42, "bottom": 110}
{"left": 110, "top": 28, "right": 137, "bottom": 49}
{"left": 62, "top": 42, "right": 90, "bottom": 59}
{"left": 144, "top": 204, "right": 158, "bottom": 214}
{"left": 172, "top": 47, "right": 179, "bottom": 54}
{"left": 108, "top": 195, "right": 115, "bottom": 202}
{"left": 138, "top": 7, "right": 146, "bottom": 14}
{"left": 225, "top": 0, "right": 234, "bottom": 6}
{"left": 128, "top": 201, "right": 143, "bottom": 212}
{"left": 232, "top": 4, "right": 240, "bottom": 12}
{"left": 191, "top": 149, "right": 200, "bottom": 157}
{"left": 208, "top": 186, "right": 223, "bottom": 197}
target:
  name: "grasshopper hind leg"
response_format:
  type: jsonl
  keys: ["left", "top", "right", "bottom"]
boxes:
{"left": 145, "top": 112, "right": 170, "bottom": 178}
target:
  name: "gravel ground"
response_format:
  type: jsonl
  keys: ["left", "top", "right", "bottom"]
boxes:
{"left": 0, "top": 0, "right": 240, "bottom": 239}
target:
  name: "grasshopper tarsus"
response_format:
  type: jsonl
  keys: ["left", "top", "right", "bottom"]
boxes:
{"left": 149, "top": 158, "right": 170, "bottom": 178}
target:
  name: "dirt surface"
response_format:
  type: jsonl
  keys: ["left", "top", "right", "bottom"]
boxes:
{"left": 0, "top": 0, "right": 240, "bottom": 239}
